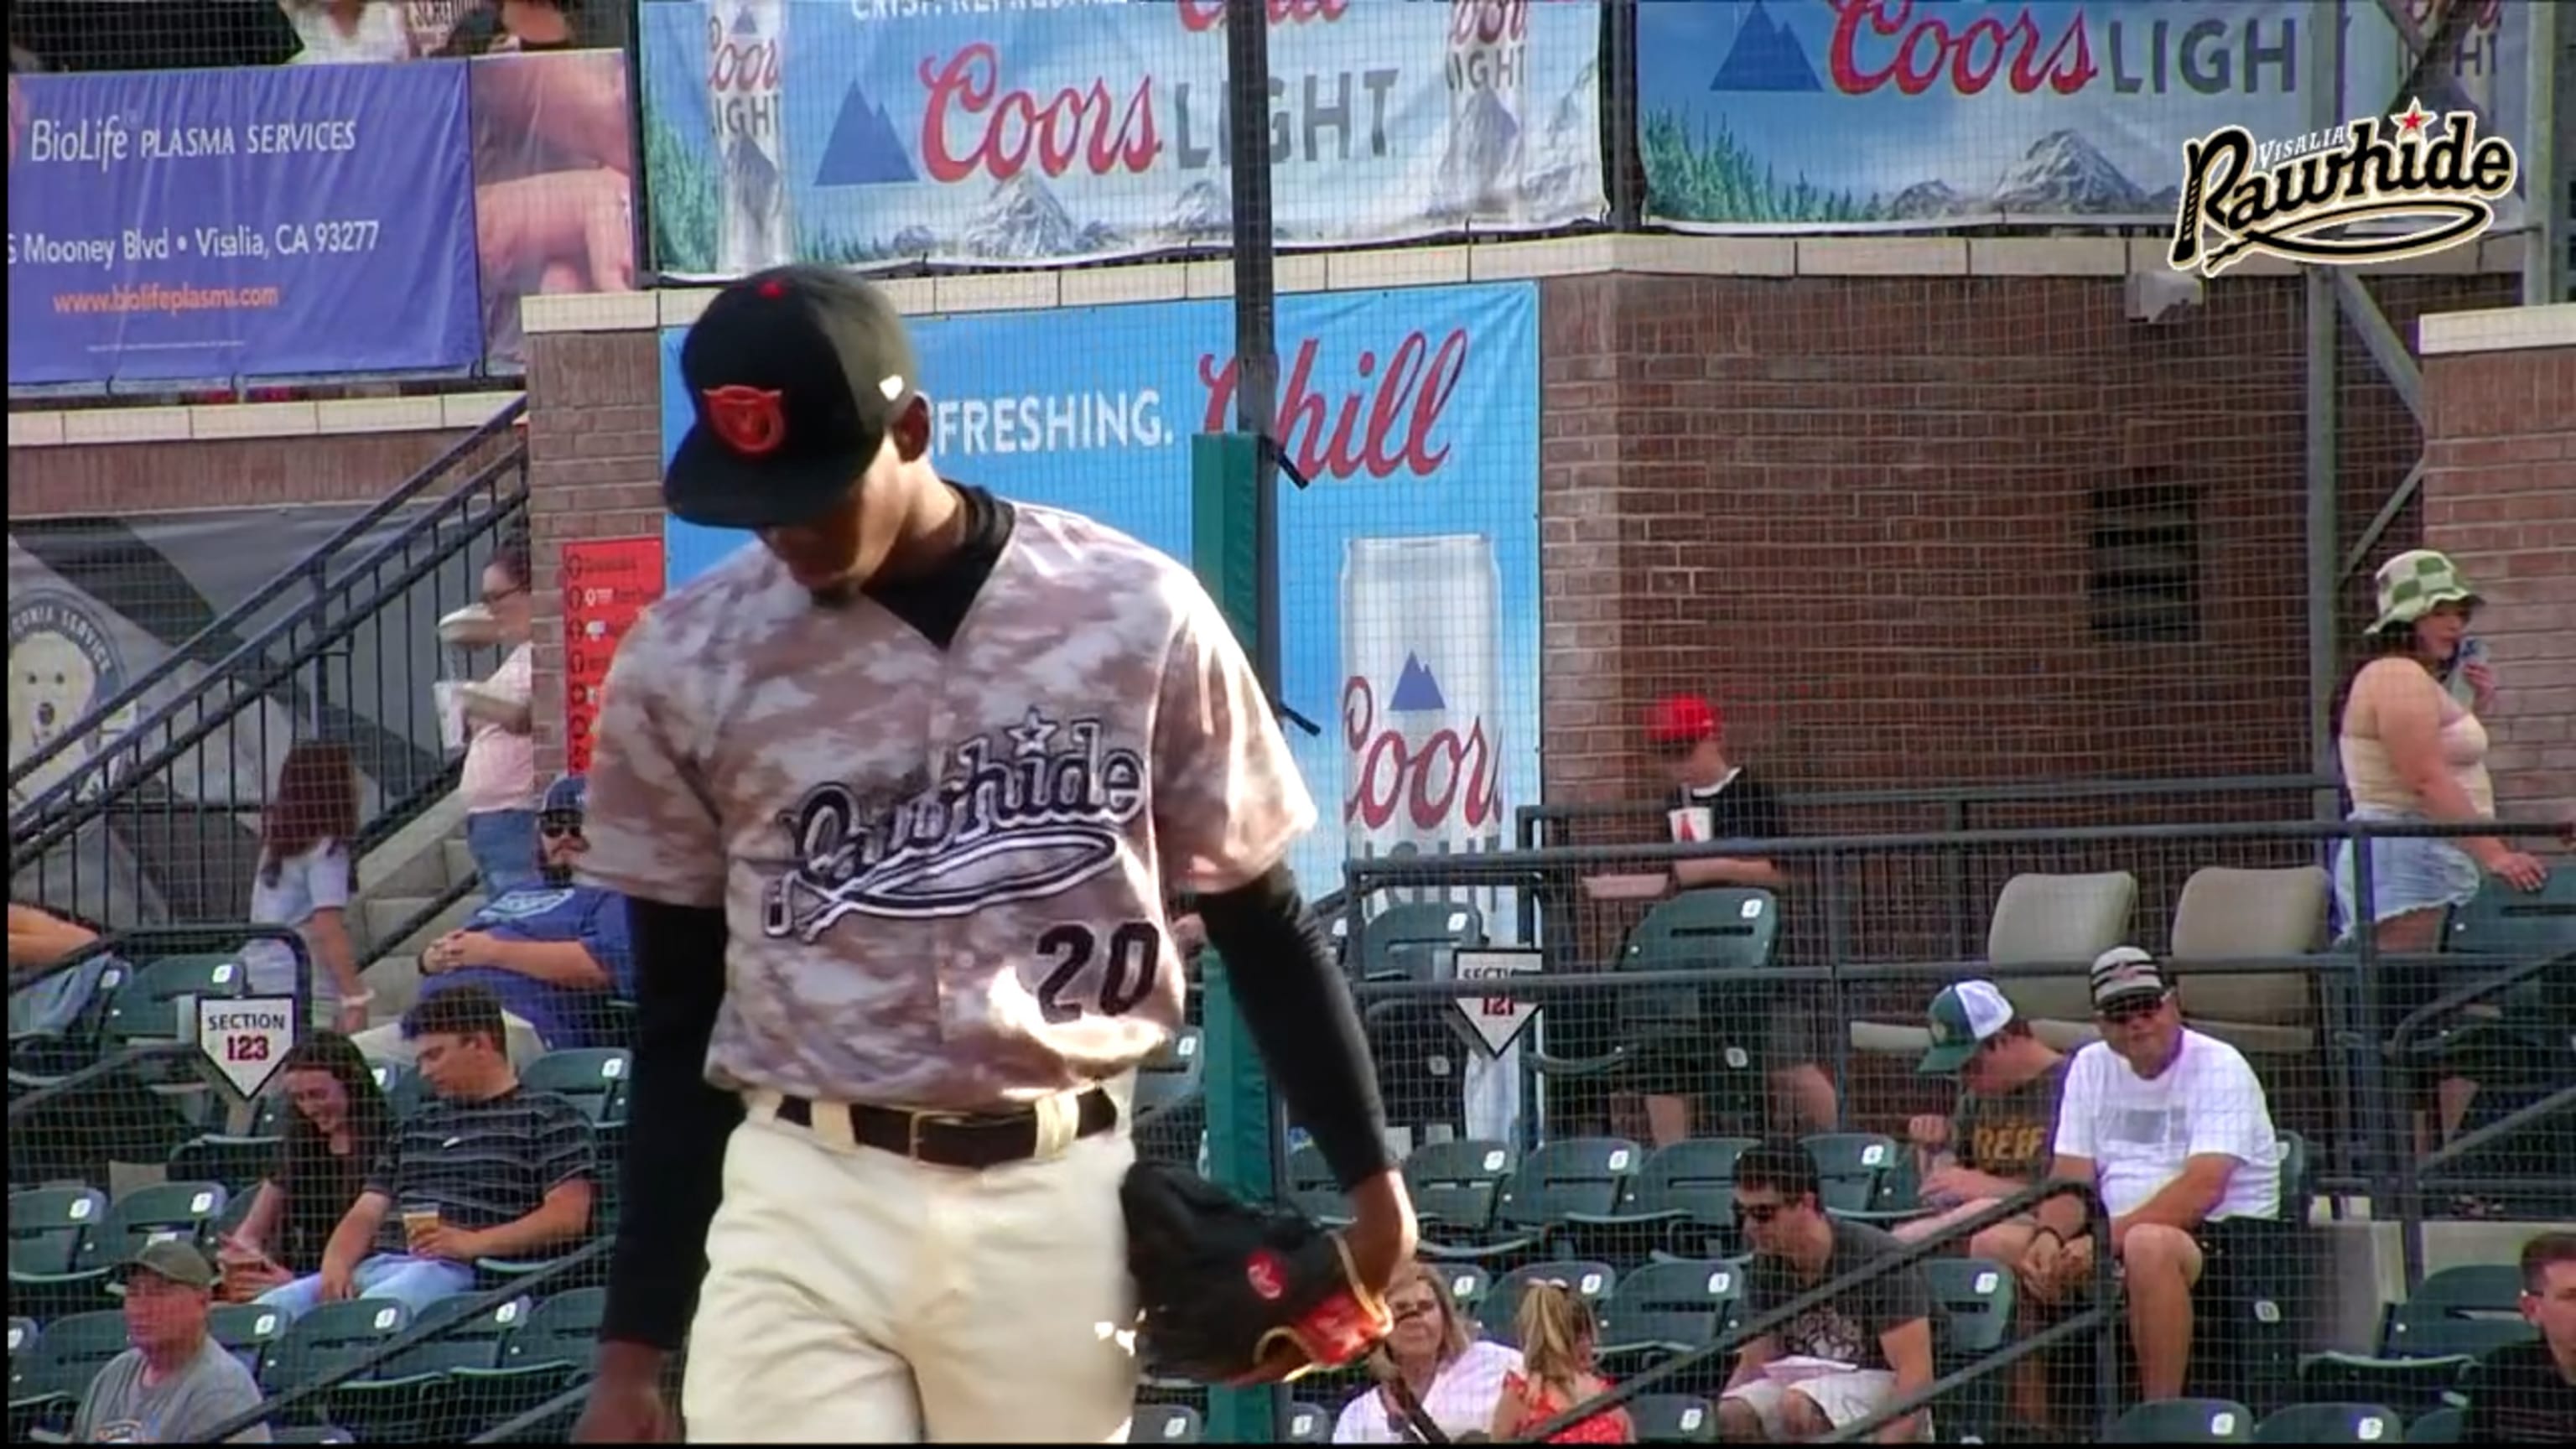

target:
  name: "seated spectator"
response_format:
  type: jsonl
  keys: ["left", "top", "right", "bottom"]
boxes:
{"left": 8, "top": 899, "right": 117, "bottom": 1037}
{"left": 1334, "top": 1260, "right": 1523, "bottom": 1444}
{"left": 216, "top": 1032, "right": 397, "bottom": 1301}
{"left": 1491, "top": 1278, "right": 1633, "bottom": 1443}
{"left": 2014, "top": 948, "right": 2280, "bottom": 1420}
{"left": 1718, "top": 1140, "right": 1935, "bottom": 1443}
{"left": 2459, "top": 1231, "right": 2576, "bottom": 1441}
{"left": 1581, "top": 695, "right": 1832, "bottom": 1144}
{"left": 356, "top": 773, "right": 632, "bottom": 1067}
{"left": 1898, "top": 980, "right": 2069, "bottom": 1254}
{"left": 258, "top": 985, "right": 595, "bottom": 1320}
{"left": 73, "top": 1241, "right": 270, "bottom": 1443}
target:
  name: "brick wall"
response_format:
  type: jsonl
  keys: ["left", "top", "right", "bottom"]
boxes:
{"left": 8, "top": 431, "right": 478, "bottom": 517}
{"left": 2423, "top": 341, "right": 2576, "bottom": 824}
{"left": 519, "top": 331, "right": 668, "bottom": 779}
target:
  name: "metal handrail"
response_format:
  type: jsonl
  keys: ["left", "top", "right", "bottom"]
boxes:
{"left": 8, "top": 923, "right": 315, "bottom": 1120}
{"left": 1509, "top": 1179, "right": 2120, "bottom": 1442}
{"left": 10, "top": 451, "right": 527, "bottom": 857}
{"left": 3, "top": 397, "right": 526, "bottom": 799}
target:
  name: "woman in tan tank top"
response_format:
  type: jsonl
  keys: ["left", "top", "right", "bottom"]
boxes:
{"left": 2335, "top": 550, "right": 2549, "bottom": 1145}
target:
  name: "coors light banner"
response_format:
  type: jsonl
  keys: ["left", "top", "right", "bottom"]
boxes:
{"left": 1638, "top": 0, "right": 2529, "bottom": 231}
{"left": 639, "top": 0, "right": 1606, "bottom": 275}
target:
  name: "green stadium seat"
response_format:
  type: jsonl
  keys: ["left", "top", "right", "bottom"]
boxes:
{"left": 2382, "top": 1265, "right": 2537, "bottom": 1360}
{"left": 1432, "top": 1137, "right": 1642, "bottom": 1265}
{"left": 1478, "top": 1260, "right": 1618, "bottom": 1348}
{"left": 518, "top": 1049, "right": 629, "bottom": 1127}
{"left": 1435, "top": 1263, "right": 1493, "bottom": 1315}
{"left": 8, "top": 1186, "right": 107, "bottom": 1278}
{"left": 208, "top": 1303, "right": 290, "bottom": 1379}
{"left": 9, "top": 1181, "right": 228, "bottom": 1319}
{"left": 2108, "top": 1397, "right": 2256, "bottom": 1442}
{"left": 1924, "top": 1258, "right": 2016, "bottom": 1358}
{"left": 166, "top": 1135, "right": 283, "bottom": 1196}
{"left": 2253, "top": 1402, "right": 2405, "bottom": 1443}
{"left": 1591, "top": 1137, "right": 1759, "bottom": 1262}
{"left": 101, "top": 954, "right": 248, "bottom": 1046}
{"left": 325, "top": 1294, "right": 532, "bottom": 1441}
{"left": 6, "top": 1316, "right": 30, "bottom": 1357}
{"left": 1130, "top": 1401, "right": 1204, "bottom": 1442}
{"left": 259, "top": 1299, "right": 411, "bottom": 1402}
{"left": 2446, "top": 871, "right": 2576, "bottom": 957}
{"left": 1801, "top": 1133, "right": 1904, "bottom": 1215}
{"left": 7, "top": 958, "right": 131, "bottom": 1088}
{"left": 1133, "top": 1030, "right": 1202, "bottom": 1121}
{"left": 1597, "top": 1259, "right": 1743, "bottom": 1384}
{"left": 1283, "top": 1143, "right": 1347, "bottom": 1226}
{"left": 1629, "top": 1393, "right": 1718, "bottom": 1443}
{"left": 1535, "top": 892, "right": 1779, "bottom": 1132}
{"left": 370, "top": 1063, "right": 426, "bottom": 1119}
{"left": 1283, "top": 1401, "right": 1332, "bottom": 1443}
{"left": 2294, "top": 1353, "right": 2474, "bottom": 1421}
{"left": 1402, "top": 1140, "right": 1515, "bottom": 1242}
{"left": 448, "top": 1287, "right": 605, "bottom": 1427}
{"left": 270, "top": 1430, "right": 356, "bottom": 1444}
{"left": 2407, "top": 1406, "right": 2462, "bottom": 1443}
{"left": 1344, "top": 902, "right": 1485, "bottom": 983}
{"left": 5, "top": 1310, "right": 127, "bottom": 1439}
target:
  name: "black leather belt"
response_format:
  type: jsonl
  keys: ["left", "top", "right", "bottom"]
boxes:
{"left": 774, "top": 1088, "right": 1119, "bottom": 1171}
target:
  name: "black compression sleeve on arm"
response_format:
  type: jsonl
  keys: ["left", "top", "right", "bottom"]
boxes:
{"left": 600, "top": 899, "right": 743, "bottom": 1351}
{"left": 1193, "top": 864, "right": 1394, "bottom": 1191}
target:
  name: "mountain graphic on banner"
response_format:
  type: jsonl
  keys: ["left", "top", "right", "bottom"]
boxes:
{"left": 816, "top": 84, "right": 918, "bottom": 186}
{"left": 1708, "top": 0, "right": 1822, "bottom": 93}
{"left": 1389, "top": 654, "right": 1446, "bottom": 713}
{"left": 1993, "top": 130, "right": 2148, "bottom": 212}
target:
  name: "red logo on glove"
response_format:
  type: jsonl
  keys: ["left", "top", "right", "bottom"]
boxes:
{"left": 1245, "top": 1249, "right": 1287, "bottom": 1301}
{"left": 703, "top": 385, "right": 787, "bottom": 458}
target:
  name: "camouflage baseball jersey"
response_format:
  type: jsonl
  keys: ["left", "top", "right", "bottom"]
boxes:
{"left": 576, "top": 503, "right": 1316, "bottom": 1111}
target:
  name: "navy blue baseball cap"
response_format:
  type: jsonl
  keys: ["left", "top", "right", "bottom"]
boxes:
{"left": 664, "top": 266, "right": 921, "bottom": 532}
{"left": 540, "top": 773, "right": 588, "bottom": 818}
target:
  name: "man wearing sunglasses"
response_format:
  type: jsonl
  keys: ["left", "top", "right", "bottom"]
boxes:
{"left": 356, "top": 773, "right": 636, "bottom": 1068}
{"left": 1718, "top": 1140, "right": 1935, "bottom": 1442}
{"left": 2013, "top": 948, "right": 2280, "bottom": 1420}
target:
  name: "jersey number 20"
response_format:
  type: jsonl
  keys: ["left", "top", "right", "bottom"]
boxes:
{"left": 1036, "top": 922, "right": 1162, "bottom": 1024}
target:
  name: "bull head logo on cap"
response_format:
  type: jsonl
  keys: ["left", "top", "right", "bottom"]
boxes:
{"left": 703, "top": 385, "right": 787, "bottom": 458}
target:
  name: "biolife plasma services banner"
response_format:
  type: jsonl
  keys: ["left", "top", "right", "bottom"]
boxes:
{"left": 639, "top": 0, "right": 1604, "bottom": 275}
{"left": 656, "top": 283, "right": 1541, "bottom": 947}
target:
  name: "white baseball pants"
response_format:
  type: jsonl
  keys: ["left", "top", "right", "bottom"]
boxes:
{"left": 681, "top": 1091, "right": 1139, "bottom": 1443}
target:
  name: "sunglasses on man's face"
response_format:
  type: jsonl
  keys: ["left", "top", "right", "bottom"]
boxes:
{"left": 2097, "top": 995, "right": 2167, "bottom": 1026}
{"left": 538, "top": 818, "right": 583, "bottom": 841}
{"left": 1735, "top": 1199, "right": 1784, "bottom": 1224}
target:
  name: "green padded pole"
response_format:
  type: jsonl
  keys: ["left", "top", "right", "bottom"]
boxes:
{"left": 1188, "top": 430, "right": 1280, "bottom": 1444}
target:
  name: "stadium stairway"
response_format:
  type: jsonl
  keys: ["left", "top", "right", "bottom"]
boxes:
{"left": 345, "top": 797, "right": 486, "bottom": 1026}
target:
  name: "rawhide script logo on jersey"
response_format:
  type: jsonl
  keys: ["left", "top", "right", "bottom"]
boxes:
{"left": 761, "top": 708, "right": 1146, "bottom": 938}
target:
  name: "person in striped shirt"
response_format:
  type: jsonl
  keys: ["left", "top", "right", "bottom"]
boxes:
{"left": 257, "top": 985, "right": 597, "bottom": 1320}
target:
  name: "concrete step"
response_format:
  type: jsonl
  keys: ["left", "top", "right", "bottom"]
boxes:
{"left": 442, "top": 837, "right": 479, "bottom": 891}
{"left": 359, "top": 890, "right": 483, "bottom": 1022}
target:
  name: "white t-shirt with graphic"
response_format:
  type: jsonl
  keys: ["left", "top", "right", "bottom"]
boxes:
{"left": 2052, "top": 1028, "right": 2280, "bottom": 1223}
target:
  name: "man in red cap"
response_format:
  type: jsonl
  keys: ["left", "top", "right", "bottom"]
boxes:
{"left": 1581, "top": 694, "right": 1837, "bottom": 1142}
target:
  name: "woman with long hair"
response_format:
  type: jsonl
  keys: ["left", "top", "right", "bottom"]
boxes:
{"left": 2335, "top": 549, "right": 2549, "bottom": 1145}
{"left": 247, "top": 740, "right": 369, "bottom": 1032}
{"left": 1332, "top": 1260, "right": 1522, "bottom": 1444}
{"left": 216, "top": 1031, "right": 396, "bottom": 1300}
{"left": 1489, "top": 1280, "right": 1632, "bottom": 1444}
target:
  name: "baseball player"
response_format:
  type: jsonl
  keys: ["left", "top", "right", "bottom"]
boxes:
{"left": 570, "top": 266, "right": 1417, "bottom": 1443}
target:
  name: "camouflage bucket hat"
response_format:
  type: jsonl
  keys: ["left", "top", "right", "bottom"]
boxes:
{"left": 2369, "top": 549, "right": 2480, "bottom": 635}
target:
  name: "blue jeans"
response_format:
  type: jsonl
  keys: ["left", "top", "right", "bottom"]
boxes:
{"left": 465, "top": 808, "right": 541, "bottom": 894}
{"left": 257, "top": 1254, "right": 476, "bottom": 1321}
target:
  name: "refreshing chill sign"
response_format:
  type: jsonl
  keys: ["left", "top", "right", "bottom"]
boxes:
{"left": 655, "top": 281, "right": 1542, "bottom": 917}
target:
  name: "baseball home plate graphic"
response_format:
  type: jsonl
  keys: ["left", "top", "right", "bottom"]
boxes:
{"left": 2168, "top": 98, "right": 2519, "bottom": 278}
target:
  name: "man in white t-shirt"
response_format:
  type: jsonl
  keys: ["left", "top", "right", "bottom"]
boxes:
{"left": 2014, "top": 947, "right": 2280, "bottom": 1419}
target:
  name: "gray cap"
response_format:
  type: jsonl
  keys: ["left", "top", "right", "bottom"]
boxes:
{"left": 2090, "top": 946, "right": 2172, "bottom": 1012}
{"left": 122, "top": 1239, "right": 218, "bottom": 1290}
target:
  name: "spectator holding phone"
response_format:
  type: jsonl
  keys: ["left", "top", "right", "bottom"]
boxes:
{"left": 216, "top": 1032, "right": 397, "bottom": 1301}
{"left": 2334, "top": 550, "right": 2548, "bottom": 1146}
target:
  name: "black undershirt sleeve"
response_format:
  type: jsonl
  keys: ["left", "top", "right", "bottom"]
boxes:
{"left": 1193, "top": 863, "right": 1396, "bottom": 1192}
{"left": 600, "top": 899, "right": 741, "bottom": 1352}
